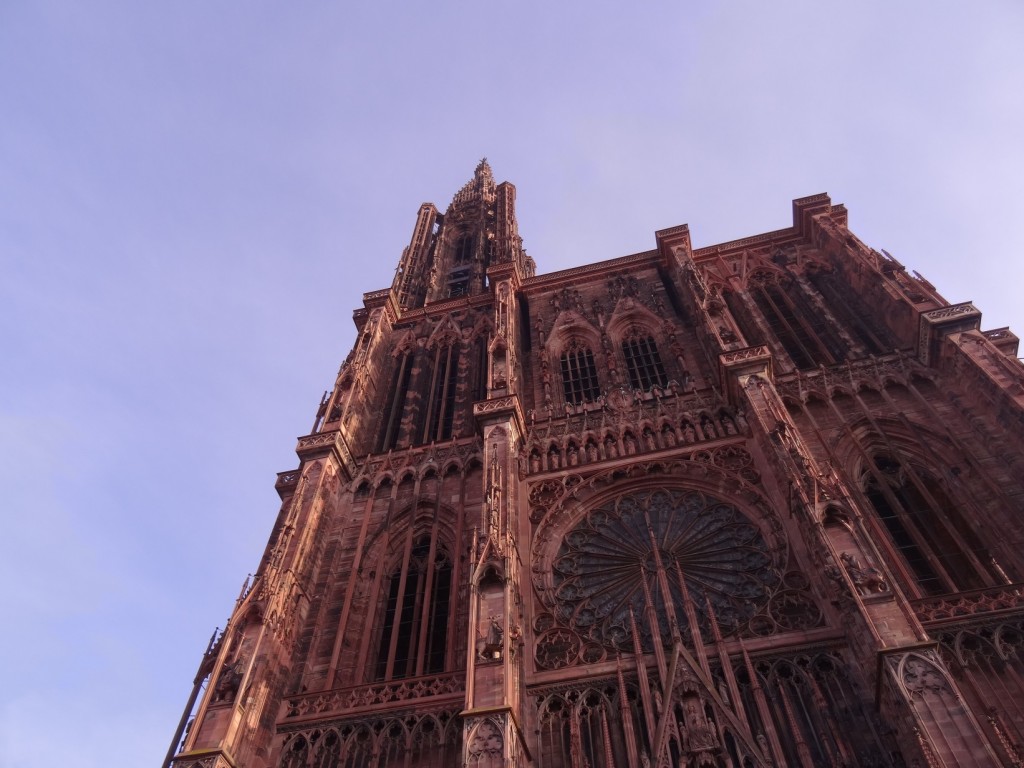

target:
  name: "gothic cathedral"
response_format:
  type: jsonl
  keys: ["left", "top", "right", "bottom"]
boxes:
{"left": 167, "top": 162, "right": 1024, "bottom": 767}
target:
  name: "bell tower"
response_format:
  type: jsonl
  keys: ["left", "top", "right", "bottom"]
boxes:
{"left": 166, "top": 162, "right": 535, "bottom": 768}
{"left": 392, "top": 158, "right": 533, "bottom": 312}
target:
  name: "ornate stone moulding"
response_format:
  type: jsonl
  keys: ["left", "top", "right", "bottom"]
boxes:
{"left": 282, "top": 672, "right": 466, "bottom": 723}
{"left": 912, "top": 583, "right": 1024, "bottom": 625}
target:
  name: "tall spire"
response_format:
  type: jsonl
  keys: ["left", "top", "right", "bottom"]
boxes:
{"left": 450, "top": 157, "right": 496, "bottom": 209}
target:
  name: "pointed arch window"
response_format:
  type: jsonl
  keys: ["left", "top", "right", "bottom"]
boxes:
{"left": 447, "top": 268, "right": 471, "bottom": 298}
{"left": 749, "top": 270, "right": 843, "bottom": 369}
{"left": 560, "top": 341, "right": 600, "bottom": 405}
{"left": 375, "top": 533, "right": 453, "bottom": 680}
{"left": 379, "top": 350, "right": 414, "bottom": 451}
{"left": 621, "top": 332, "right": 668, "bottom": 391}
{"left": 863, "top": 455, "right": 994, "bottom": 595}
{"left": 422, "top": 345, "right": 460, "bottom": 443}
{"left": 454, "top": 233, "right": 474, "bottom": 264}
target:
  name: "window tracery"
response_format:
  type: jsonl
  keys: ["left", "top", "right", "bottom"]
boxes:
{"left": 747, "top": 269, "right": 843, "bottom": 370}
{"left": 737, "top": 654, "right": 894, "bottom": 766}
{"left": 545, "top": 489, "right": 782, "bottom": 654}
{"left": 422, "top": 345, "right": 460, "bottom": 443}
{"left": 375, "top": 533, "right": 453, "bottom": 681}
{"left": 862, "top": 454, "right": 996, "bottom": 596}
{"left": 559, "top": 340, "right": 601, "bottom": 405}
{"left": 621, "top": 330, "right": 668, "bottom": 392}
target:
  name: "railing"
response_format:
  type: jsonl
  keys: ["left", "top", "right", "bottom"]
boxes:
{"left": 284, "top": 671, "right": 465, "bottom": 719}
{"left": 911, "top": 583, "right": 1024, "bottom": 623}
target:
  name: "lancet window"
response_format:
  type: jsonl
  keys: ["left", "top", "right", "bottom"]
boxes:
{"left": 807, "top": 268, "right": 892, "bottom": 354}
{"left": 422, "top": 345, "right": 461, "bottom": 443}
{"left": 447, "top": 268, "right": 471, "bottom": 298}
{"left": 454, "top": 233, "right": 474, "bottom": 264}
{"left": 862, "top": 454, "right": 996, "bottom": 596}
{"left": 375, "top": 533, "right": 453, "bottom": 681}
{"left": 621, "top": 331, "right": 668, "bottom": 391}
{"left": 748, "top": 270, "right": 844, "bottom": 369}
{"left": 939, "top": 624, "right": 1024, "bottom": 761}
{"left": 560, "top": 341, "right": 601, "bottom": 405}
{"left": 379, "top": 351, "right": 414, "bottom": 451}
{"left": 735, "top": 654, "right": 893, "bottom": 766}
{"left": 535, "top": 684, "right": 649, "bottom": 768}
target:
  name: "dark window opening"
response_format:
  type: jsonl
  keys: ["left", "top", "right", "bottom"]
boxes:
{"left": 864, "top": 455, "right": 992, "bottom": 595}
{"left": 375, "top": 535, "right": 453, "bottom": 681}
{"left": 560, "top": 345, "right": 601, "bottom": 405}
{"left": 379, "top": 352, "right": 413, "bottom": 451}
{"left": 447, "top": 268, "right": 471, "bottom": 298}
{"left": 808, "top": 270, "right": 891, "bottom": 354}
{"left": 749, "top": 274, "right": 844, "bottom": 369}
{"left": 423, "top": 346, "right": 460, "bottom": 443}
{"left": 454, "top": 234, "right": 474, "bottom": 264}
{"left": 622, "top": 335, "right": 668, "bottom": 391}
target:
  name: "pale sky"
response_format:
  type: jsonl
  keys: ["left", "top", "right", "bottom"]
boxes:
{"left": 2, "top": 3, "right": 1023, "bottom": 766}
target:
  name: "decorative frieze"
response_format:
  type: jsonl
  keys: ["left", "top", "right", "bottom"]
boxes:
{"left": 912, "top": 583, "right": 1024, "bottom": 624}
{"left": 283, "top": 672, "right": 465, "bottom": 720}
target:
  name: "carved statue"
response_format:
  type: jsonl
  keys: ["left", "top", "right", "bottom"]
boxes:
{"left": 214, "top": 661, "right": 243, "bottom": 703}
{"left": 840, "top": 552, "right": 888, "bottom": 594}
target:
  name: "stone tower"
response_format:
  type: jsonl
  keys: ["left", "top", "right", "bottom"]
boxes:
{"left": 167, "top": 165, "right": 1024, "bottom": 768}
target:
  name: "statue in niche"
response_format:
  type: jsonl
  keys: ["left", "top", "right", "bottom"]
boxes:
{"left": 735, "top": 409, "right": 749, "bottom": 432}
{"left": 214, "top": 660, "right": 243, "bottom": 703}
{"left": 840, "top": 552, "right": 888, "bottom": 594}
{"left": 721, "top": 413, "right": 737, "bottom": 435}
{"left": 479, "top": 616, "right": 504, "bottom": 660}
{"left": 662, "top": 425, "right": 676, "bottom": 447}
{"left": 643, "top": 428, "right": 656, "bottom": 451}
{"left": 605, "top": 436, "right": 618, "bottom": 458}
{"left": 529, "top": 450, "right": 541, "bottom": 474}
{"left": 548, "top": 448, "right": 561, "bottom": 470}
{"left": 491, "top": 348, "right": 507, "bottom": 389}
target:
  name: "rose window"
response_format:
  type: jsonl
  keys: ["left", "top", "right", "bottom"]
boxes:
{"left": 548, "top": 489, "right": 781, "bottom": 652}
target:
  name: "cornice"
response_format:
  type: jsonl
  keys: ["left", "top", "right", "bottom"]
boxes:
{"left": 522, "top": 250, "right": 661, "bottom": 292}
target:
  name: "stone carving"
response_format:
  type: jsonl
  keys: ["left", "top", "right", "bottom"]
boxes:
{"left": 284, "top": 672, "right": 464, "bottom": 718}
{"left": 477, "top": 616, "right": 504, "bottom": 661}
{"left": 912, "top": 584, "right": 1024, "bottom": 623}
{"left": 467, "top": 720, "right": 504, "bottom": 758}
{"left": 901, "top": 656, "right": 953, "bottom": 697}
{"left": 535, "top": 628, "right": 582, "bottom": 670}
{"left": 213, "top": 660, "right": 243, "bottom": 703}
{"left": 839, "top": 552, "right": 888, "bottom": 595}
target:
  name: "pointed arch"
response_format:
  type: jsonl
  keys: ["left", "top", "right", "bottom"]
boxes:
{"left": 367, "top": 504, "right": 458, "bottom": 682}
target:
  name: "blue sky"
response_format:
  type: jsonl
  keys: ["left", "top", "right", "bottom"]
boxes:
{"left": 2, "top": 3, "right": 1022, "bottom": 766}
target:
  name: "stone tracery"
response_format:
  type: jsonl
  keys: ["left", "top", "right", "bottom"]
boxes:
{"left": 541, "top": 488, "right": 783, "bottom": 653}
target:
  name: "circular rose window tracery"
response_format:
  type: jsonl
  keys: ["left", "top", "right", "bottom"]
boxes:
{"left": 547, "top": 489, "right": 781, "bottom": 652}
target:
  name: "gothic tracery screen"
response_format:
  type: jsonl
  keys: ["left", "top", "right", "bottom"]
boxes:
{"left": 543, "top": 489, "right": 781, "bottom": 655}
{"left": 375, "top": 535, "right": 453, "bottom": 680}
{"left": 862, "top": 454, "right": 996, "bottom": 596}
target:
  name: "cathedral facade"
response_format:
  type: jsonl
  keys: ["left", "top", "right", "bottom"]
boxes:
{"left": 167, "top": 163, "right": 1024, "bottom": 767}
